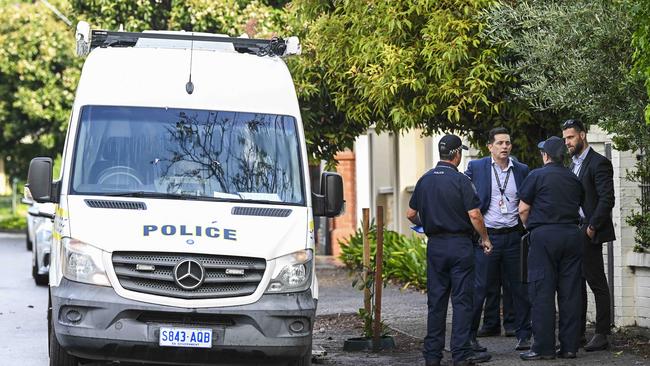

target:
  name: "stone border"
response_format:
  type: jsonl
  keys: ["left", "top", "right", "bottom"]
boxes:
{"left": 627, "top": 251, "right": 650, "bottom": 268}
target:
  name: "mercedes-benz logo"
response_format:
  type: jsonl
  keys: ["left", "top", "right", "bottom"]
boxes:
{"left": 173, "top": 259, "right": 205, "bottom": 290}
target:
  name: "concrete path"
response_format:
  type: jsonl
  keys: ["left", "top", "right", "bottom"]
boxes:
{"left": 315, "top": 256, "right": 649, "bottom": 366}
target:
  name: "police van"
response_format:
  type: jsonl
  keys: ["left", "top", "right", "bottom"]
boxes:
{"left": 26, "top": 22, "right": 343, "bottom": 366}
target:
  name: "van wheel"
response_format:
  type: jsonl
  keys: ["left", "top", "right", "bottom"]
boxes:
{"left": 288, "top": 349, "right": 312, "bottom": 366}
{"left": 32, "top": 247, "right": 48, "bottom": 286}
{"left": 26, "top": 226, "right": 33, "bottom": 251}
{"left": 49, "top": 320, "right": 79, "bottom": 366}
{"left": 33, "top": 264, "right": 48, "bottom": 286}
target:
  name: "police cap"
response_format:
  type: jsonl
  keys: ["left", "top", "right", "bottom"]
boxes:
{"left": 537, "top": 136, "right": 567, "bottom": 160}
{"left": 439, "top": 134, "right": 468, "bottom": 155}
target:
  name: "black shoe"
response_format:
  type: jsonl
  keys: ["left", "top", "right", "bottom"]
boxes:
{"left": 584, "top": 334, "right": 609, "bottom": 352}
{"left": 453, "top": 352, "right": 492, "bottom": 365}
{"left": 556, "top": 350, "right": 577, "bottom": 359}
{"left": 476, "top": 328, "right": 500, "bottom": 337}
{"left": 519, "top": 351, "right": 556, "bottom": 361}
{"left": 504, "top": 329, "right": 516, "bottom": 337}
{"left": 467, "top": 352, "right": 492, "bottom": 363}
{"left": 425, "top": 359, "right": 441, "bottom": 366}
{"left": 470, "top": 338, "right": 487, "bottom": 352}
{"left": 515, "top": 338, "right": 531, "bottom": 351}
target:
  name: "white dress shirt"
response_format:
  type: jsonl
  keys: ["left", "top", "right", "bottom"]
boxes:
{"left": 572, "top": 146, "right": 590, "bottom": 219}
{"left": 484, "top": 158, "right": 519, "bottom": 229}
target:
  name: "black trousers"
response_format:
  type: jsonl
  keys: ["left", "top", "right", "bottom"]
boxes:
{"left": 424, "top": 236, "right": 474, "bottom": 363}
{"left": 528, "top": 225, "right": 583, "bottom": 355}
{"left": 580, "top": 229, "right": 612, "bottom": 336}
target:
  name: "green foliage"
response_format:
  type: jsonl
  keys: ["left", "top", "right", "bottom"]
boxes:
{"left": 483, "top": 0, "right": 648, "bottom": 148}
{"left": 627, "top": 211, "right": 650, "bottom": 252}
{"left": 288, "top": 0, "right": 566, "bottom": 166}
{"left": 0, "top": 196, "right": 27, "bottom": 231}
{"left": 632, "top": 0, "right": 650, "bottom": 124}
{"left": 486, "top": 0, "right": 650, "bottom": 243}
{"left": 0, "top": 1, "right": 80, "bottom": 181}
{"left": 339, "top": 225, "right": 427, "bottom": 290}
{"left": 0, "top": 215, "right": 25, "bottom": 231}
{"left": 72, "top": 0, "right": 285, "bottom": 37}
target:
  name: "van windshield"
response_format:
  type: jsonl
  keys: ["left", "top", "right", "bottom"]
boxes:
{"left": 71, "top": 106, "right": 304, "bottom": 205}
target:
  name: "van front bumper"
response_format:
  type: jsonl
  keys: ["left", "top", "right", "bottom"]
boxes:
{"left": 51, "top": 278, "right": 315, "bottom": 364}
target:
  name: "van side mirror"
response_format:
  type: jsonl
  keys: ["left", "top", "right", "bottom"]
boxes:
{"left": 26, "top": 157, "right": 57, "bottom": 203}
{"left": 312, "top": 172, "right": 344, "bottom": 217}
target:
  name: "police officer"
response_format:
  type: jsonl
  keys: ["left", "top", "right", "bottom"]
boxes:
{"left": 407, "top": 134, "right": 493, "bottom": 366}
{"left": 517, "top": 136, "right": 584, "bottom": 360}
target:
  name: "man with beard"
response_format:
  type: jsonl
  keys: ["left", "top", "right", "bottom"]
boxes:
{"left": 561, "top": 119, "right": 615, "bottom": 351}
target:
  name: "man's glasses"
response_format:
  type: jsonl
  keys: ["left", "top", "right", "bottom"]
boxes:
{"left": 561, "top": 119, "right": 584, "bottom": 131}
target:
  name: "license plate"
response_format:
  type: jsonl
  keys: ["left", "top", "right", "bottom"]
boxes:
{"left": 159, "top": 327, "right": 213, "bottom": 348}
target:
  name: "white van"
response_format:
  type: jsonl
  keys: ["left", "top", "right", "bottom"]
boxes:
{"left": 26, "top": 23, "right": 343, "bottom": 366}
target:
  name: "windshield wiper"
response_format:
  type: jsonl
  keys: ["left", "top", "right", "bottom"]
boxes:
{"left": 103, "top": 191, "right": 188, "bottom": 199}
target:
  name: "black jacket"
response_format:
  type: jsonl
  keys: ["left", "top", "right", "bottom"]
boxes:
{"left": 577, "top": 147, "right": 616, "bottom": 244}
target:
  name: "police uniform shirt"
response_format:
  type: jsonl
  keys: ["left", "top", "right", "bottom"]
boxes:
{"left": 518, "top": 162, "right": 584, "bottom": 230}
{"left": 409, "top": 161, "right": 481, "bottom": 236}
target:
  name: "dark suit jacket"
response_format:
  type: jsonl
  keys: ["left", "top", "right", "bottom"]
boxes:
{"left": 576, "top": 147, "right": 616, "bottom": 244}
{"left": 464, "top": 157, "right": 530, "bottom": 215}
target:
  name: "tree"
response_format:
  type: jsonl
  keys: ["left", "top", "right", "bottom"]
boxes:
{"left": 484, "top": 0, "right": 650, "bottom": 250}
{"left": 483, "top": 0, "right": 647, "bottom": 140}
{"left": 286, "top": 0, "right": 567, "bottom": 165}
{"left": 0, "top": 1, "right": 80, "bottom": 180}
{"left": 70, "top": 0, "right": 285, "bottom": 35}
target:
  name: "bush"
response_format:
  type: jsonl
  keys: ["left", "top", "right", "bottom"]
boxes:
{"left": 339, "top": 225, "right": 427, "bottom": 290}
{"left": 627, "top": 211, "right": 650, "bottom": 253}
{"left": 0, "top": 215, "right": 26, "bottom": 231}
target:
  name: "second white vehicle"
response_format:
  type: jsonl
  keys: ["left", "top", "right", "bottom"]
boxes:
{"left": 29, "top": 202, "right": 55, "bottom": 285}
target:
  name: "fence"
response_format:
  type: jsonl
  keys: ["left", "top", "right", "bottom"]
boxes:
{"left": 642, "top": 183, "right": 650, "bottom": 215}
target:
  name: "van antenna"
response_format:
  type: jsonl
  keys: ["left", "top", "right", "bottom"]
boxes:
{"left": 185, "top": 33, "right": 195, "bottom": 95}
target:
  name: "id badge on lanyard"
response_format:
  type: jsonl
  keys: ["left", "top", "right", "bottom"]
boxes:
{"left": 499, "top": 197, "right": 508, "bottom": 214}
{"left": 493, "top": 164, "right": 511, "bottom": 215}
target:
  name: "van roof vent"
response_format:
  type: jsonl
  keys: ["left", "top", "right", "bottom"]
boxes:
{"left": 231, "top": 207, "right": 292, "bottom": 217}
{"left": 85, "top": 199, "right": 147, "bottom": 210}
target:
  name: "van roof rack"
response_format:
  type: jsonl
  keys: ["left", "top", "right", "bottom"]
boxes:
{"left": 75, "top": 21, "right": 300, "bottom": 58}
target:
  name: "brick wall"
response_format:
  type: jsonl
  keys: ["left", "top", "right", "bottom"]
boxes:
{"left": 330, "top": 149, "right": 357, "bottom": 259}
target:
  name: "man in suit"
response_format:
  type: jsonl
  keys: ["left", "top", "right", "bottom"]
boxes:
{"left": 465, "top": 127, "right": 532, "bottom": 352}
{"left": 562, "top": 119, "right": 615, "bottom": 351}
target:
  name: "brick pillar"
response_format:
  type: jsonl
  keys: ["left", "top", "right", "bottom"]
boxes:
{"left": 330, "top": 149, "right": 357, "bottom": 259}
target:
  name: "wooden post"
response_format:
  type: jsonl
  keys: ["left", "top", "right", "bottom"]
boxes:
{"left": 373, "top": 206, "right": 384, "bottom": 351}
{"left": 362, "top": 208, "right": 371, "bottom": 317}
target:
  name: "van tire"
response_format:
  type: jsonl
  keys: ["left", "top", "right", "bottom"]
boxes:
{"left": 288, "top": 350, "right": 312, "bottom": 366}
{"left": 26, "top": 226, "right": 33, "bottom": 251}
{"left": 32, "top": 261, "right": 48, "bottom": 286}
{"left": 49, "top": 321, "right": 79, "bottom": 366}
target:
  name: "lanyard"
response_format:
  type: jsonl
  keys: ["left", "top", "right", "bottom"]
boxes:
{"left": 492, "top": 163, "right": 511, "bottom": 202}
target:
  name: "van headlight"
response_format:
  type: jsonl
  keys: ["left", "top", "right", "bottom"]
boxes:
{"left": 61, "top": 238, "right": 110, "bottom": 287}
{"left": 265, "top": 249, "right": 313, "bottom": 293}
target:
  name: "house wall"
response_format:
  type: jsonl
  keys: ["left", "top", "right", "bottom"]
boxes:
{"left": 330, "top": 149, "right": 357, "bottom": 259}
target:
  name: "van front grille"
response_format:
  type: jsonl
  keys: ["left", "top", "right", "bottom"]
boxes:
{"left": 112, "top": 252, "right": 266, "bottom": 299}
